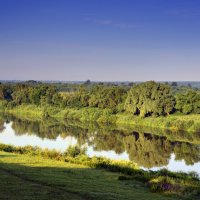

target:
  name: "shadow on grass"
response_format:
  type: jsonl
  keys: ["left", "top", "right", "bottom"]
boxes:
{"left": 0, "top": 162, "right": 92, "bottom": 200}
{"left": 0, "top": 156, "right": 179, "bottom": 200}
{"left": 0, "top": 154, "right": 17, "bottom": 158}
{"left": 0, "top": 152, "right": 200, "bottom": 200}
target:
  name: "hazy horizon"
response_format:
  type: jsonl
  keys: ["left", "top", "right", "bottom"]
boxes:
{"left": 1, "top": 79, "right": 200, "bottom": 83}
{"left": 1, "top": 0, "right": 200, "bottom": 81}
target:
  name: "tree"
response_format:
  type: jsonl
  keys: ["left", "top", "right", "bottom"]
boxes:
{"left": 171, "top": 82, "right": 178, "bottom": 87}
{"left": 88, "top": 85, "right": 127, "bottom": 111}
{"left": 175, "top": 90, "right": 200, "bottom": 114}
{"left": 84, "top": 80, "right": 91, "bottom": 85}
{"left": 187, "top": 83, "right": 192, "bottom": 88}
{"left": 0, "top": 85, "right": 13, "bottom": 101}
{"left": 124, "top": 81, "right": 175, "bottom": 117}
{"left": 128, "top": 82, "right": 134, "bottom": 87}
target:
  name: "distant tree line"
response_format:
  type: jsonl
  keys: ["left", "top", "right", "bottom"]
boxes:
{"left": 0, "top": 81, "right": 200, "bottom": 117}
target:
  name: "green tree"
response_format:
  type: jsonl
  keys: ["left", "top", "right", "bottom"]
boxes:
{"left": 124, "top": 81, "right": 175, "bottom": 117}
{"left": 175, "top": 90, "right": 200, "bottom": 114}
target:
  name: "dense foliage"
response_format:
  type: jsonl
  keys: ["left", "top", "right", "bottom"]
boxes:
{"left": 60, "top": 85, "right": 127, "bottom": 112}
{"left": 124, "top": 81, "right": 175, "bottom": 117}
{"left": 0, "top": 83, "right": 58, "bottom": 107}
{"left": 0, "top": 81, "right": 200, "bottom": 117}
{"left": 175, "top": 90, "right": 200, "bottom": 114}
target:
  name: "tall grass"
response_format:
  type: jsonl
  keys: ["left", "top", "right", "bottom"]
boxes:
{"left": 1, "top": 102, "right": 200, "bottom": 132}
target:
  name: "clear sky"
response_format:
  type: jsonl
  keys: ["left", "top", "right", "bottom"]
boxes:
{"left": 0, "top": 0, "right": 200, "bottom": 81}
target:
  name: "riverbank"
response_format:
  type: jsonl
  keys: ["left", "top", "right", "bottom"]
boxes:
{"left": 0, "top": 144, "right": 199, "bottom": 199}
{"left": 1, "top": 110, "right": 200, "bottom": 146}
{"left": 1, "top": 103, "right": 200, "bottom": 132}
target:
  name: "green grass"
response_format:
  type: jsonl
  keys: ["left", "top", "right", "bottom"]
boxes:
{"left": 2, "top": 104, "right": 43, "bottom": 119}
{"left": 0, "top": 151, "right": 193, "bottom": 200}
{"left": 0, "top": 144, "right": 199, "bottom": 200}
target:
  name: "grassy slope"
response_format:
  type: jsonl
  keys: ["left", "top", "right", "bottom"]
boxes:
{"left": 0, "top": 151, "right": 178, "bottom": 200}
{"left": 2, "top": 104, "right": 200, "bottom": 132}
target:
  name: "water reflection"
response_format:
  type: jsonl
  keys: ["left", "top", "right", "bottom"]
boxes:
{"left": 0, "top": 115, "right": 200, "bottom": 174}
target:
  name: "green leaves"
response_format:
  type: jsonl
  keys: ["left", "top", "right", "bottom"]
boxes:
{"left": 175, "top": 90, "right": 200, "bottom": 114}
{"left": 124, "top": 81, "right": 175, "bottom": 117}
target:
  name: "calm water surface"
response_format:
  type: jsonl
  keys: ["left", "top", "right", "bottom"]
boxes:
{"left": 0, "top": 115, "right": 200, "bottom": 175}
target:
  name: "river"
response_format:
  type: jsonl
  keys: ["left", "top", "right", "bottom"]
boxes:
{"left": 0, "top": 114, "right": 200, "bottom": 176}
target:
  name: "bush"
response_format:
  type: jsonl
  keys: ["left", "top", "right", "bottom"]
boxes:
{"left": 149, "top": 176, "right": 177, "bottom": 193}
{"left": 64, "top": 145, "right": 86, "bottom": 158}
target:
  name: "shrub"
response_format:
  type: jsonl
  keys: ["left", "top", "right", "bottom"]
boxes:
{"left": 64, "top": 145, "right": 86, "bottom": 158}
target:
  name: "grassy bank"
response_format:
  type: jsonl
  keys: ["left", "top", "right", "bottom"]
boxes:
{"left": 1, "top": 103, "right": 200, "bottom": 132}
{"left": 0, "top": 144, "right": 200, "bottom": 199}
{"left": 3, "top": 111, "right": 200, "bottom": 145}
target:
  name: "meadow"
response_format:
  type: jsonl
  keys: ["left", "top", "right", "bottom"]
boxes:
{"left": 0, "top": 144, "right": 200, "bottom": 200}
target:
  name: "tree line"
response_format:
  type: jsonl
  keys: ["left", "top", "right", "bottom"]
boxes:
{"left": 0, "top": 81, "right": 200, "bottom": 117}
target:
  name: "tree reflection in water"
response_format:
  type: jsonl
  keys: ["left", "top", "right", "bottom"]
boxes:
{"left": 1, "top": 115, "right": 200, "bottom": 169}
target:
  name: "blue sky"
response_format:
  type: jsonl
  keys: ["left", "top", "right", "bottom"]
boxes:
{"left": 0, "top": 0, "right": 200, "bottom": 81}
